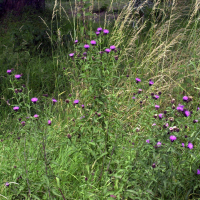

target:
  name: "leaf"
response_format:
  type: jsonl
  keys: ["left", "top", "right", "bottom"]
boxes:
{"left": 85, "top": 12, "right": 93, "bottom": 16}
{"left": 84, "top": 3, "right": 92, "bottom": 9}
{"left": 92, "top": 152, "right": 108, "bottom": 169}
{"left": 56, "top": 177, "right": 60, "bottom": 188}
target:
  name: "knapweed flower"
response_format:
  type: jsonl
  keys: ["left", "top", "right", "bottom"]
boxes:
{"left": 90, "top": 40, "right": 96, "bottom": 46}
{"left": 193, "top": 120, "right": 198, "bottom": 123}
{"left": 96, "top": 31, "right": 100, "bottom": 36}
{"left": 52, "top": 98, "right": 57, "bottom": 104}
{"left": 146, "top": 139, "right": 150, "bottom": 143}
{"left": 103, "top": 29, "right": 109, "bottom": 35}
{"left": 158, "top": 113, "right": 163, "bottom": 119}
{"left": 69, "top": 53, "right": 74, "bottom": 57}
{"left": 13, "top": 106, "right": 19, "bottom": 111}
{"left": 183, "top": 96, "right": 188, "bottom": 102}
{"left": 34, "top": 114, "right": 39, "bottom": 118}
{"left": 138, "top": 89, "right": 142, "bottom": 94}
{"left": 184, "top": 110, "right": 190, "bottom": 117}
{"left": 82, "top": 104, "right": 84, "bottom": 108}
{"left": 132, "top": 96, "right": 136, "bottom": 99}
{"left": 31, "top": 97, "right": 38, "bottom": 103}
{"left": 197, "top": 107, "right": 200, "bottom": 111}
{"left": 169, "top": 135, "right": 177, "bottom": 142}
{"left": 7, "top": 69, "right": 12, "bottom": 75}
{"left": 84, "top": 44, "right": 90, "bottom": 49}
{"left": 110, "top": 45, "right": 116, "bottom": 50}
{"left": 97, "top": 27, "right": 102, "bottom": 32}
{"left": 154, "top": 95, "right": 159, "bottom": 100}
{"left": 149, "top": 79, "right": 154, "bottom": 86}
{"left": 155, "top": 105, "right": 160, "bottom": 110}
{"left": 74, "top": 40, "right": 78, "bottom": 44}
{"left": 105, "top": 48, "right": 111, "bottom": 53}
{"left": 197, "top": 169, "right": 200, "bottom": 175}
{"left": 152, "top": 163, "right": 156, "bottom": 168}
{"left": 181, "top": 143, "right": 185, "bottom": 147}
{"left": 157, "top": 142, "right": 162, "bottom": 147}
{"left": 15, "top": 74, "right": 21, "bottom": 80}
{"left": 5, "top": 182, "right": 9, "bottom": 187}
{"left": 135, "top": 78, "right": 141, "bottom": 83}
{"left": 188, "top": 142, "right": 193, "bottom": 149}
{"left": 152, "top": 123, "right": 156, "bottom": 126}
{"left": 48, "top": 120, "right": 51, "bottom": 125}
{"left": 177, "top": 104, "right": 184, "bottom": 111}
{"left": 74, "top": 99, "right": 79, "bottom": 104}
{"left": 21, "top": 121, "right": 26, "bottom": 126}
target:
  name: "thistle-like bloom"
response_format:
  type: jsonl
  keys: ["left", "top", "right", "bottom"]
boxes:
{"left": 157, "top": 142, "right": 161, "bottom": 147}
{"left": 146, "top": 139, "right": 150, "bottom": 143}
{"left": 152, "top": 163, "right": 156, "bottom": 168}
{"left": 103, "top": 29, "right": 109, "bottom": 35}
{"left": 155, "top": 105, "right": 160, "bottom": 110}
{"left": 48, "top": 120, "right": 51, "bottom": 125}
{"left": 96, "top": 31, "right": 100, "bottom": 36}
{"left": 74, "top": 99, "right": 79, "bottom": 104}
{"left": 138, "top": 89, "right": 142, "bottom": 94}
{"left": 105, "top": 48, "right": 111, "bottom": 53}
{"left": 184, "top": 110, "right": 190, "bottom": 117}
{"left": 15, "top": 74, "right": 21, "bottom": 80}
{"left": 7, "top": 69, "right": 12, "bottom": 75}
{"left": 34, "top": 114, "right": 39, "bottom": 118}
{"left": 169, "top": 135, "right": 177, "bottom": 142}
{"left": 52, "top": 98, "right": 57, "bottom": 104}
{"left": 188, "top": 142, "right": 193, "bottom": 149}
{"left": 74, "top": 40, "right": 78, "bottom": 44}
{"left": 82, "top": 104, "right": 84, "bottom": 108}
{"left": 181, "top": 143, "right": 185, "bottom": 147}
{"left": 197, "top": 169, "right": 200, "bottom": 175}
{"left": 110, "top": 45, "right": 116, "bottom": 50}
{"left": 132, "top": 96, "right": 136, "bottom": 99}
{"left": 13, "top": 106, "right": 19, "bottom": 111}
{"left": 90, "top": 40, "right": 96, "bottom": 46}
{"left": 193, "top": 119, "right": 198, "bottom": 123}
{"left": 97, "top": 27, "right": 102, "bottom": 32}
{"left": 135, "top": 78, "right": 141, "bottom": 83}
{"left": 149, "top": 80, "right": 154, "bottom": 86}
{"left": 183, "top": 96, "right": 188, "bottom": 102}
{"left": 69, "top": 53, "right": 74, "bottom": 57}
{"left": 31, "top": 97, "right": 38, "bottom": 103}
{"left": 5, "top": 182, "right": 9, "bottom": 187}
{"left": 84, "top": 44, "right": 90, "bottom": 49}
{"left": 177, "top": 104, "right": 184, "bottom": 111}
{"left": 158, "top": 113, "right": 163, "bottom": 119}
{"left": 21, "top": 121, "right": 26, "bottom": 126}
{"left": 154, "top": 95, "right": 159, "bottom": 100}
{"left": 152, "top": 123, "right": 156, "bottom": 126}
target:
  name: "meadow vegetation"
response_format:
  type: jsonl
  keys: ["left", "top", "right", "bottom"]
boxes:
{"left": 0, "top": 0, "right": 200, "bottom": 199}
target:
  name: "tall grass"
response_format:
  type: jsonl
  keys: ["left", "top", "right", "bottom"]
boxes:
{"left": 0, "top": 0, "right": 200, "bottom": 199}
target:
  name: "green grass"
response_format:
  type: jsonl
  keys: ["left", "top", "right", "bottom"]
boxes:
{"left": 0, "top": 0, "right": 200, "bottom": 199}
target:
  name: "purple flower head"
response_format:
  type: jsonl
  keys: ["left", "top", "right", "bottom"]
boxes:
{"left": 154, "top": 95, "right": 159, "bottom": 100}
{"left": 5, "top": 182, "right": 9, "bottom": 187}
{"left": 74, "top": 40, "right": 78, "bottom": 44}
{"left": 97, "top": 27, "right": 102, "bottom": 32}
{"left": 152, "top": 163, "right": 156, "bottom": 168}
{"left": 84, "top": 44, "right": 90, "bottom": 49}
{"left": 146, "top": 139, "right": 150, "bottom": 143}
{"left": 169, "top": 135, "right": 177, "bottom": 142}
{"left": 158, "top": 113, "right": 163, "bottom": 119}
{"left": 15, "top": 74, "right": 21, "bottom": 80}
{"left": 82, "top": 104, "right": 84, "bottom": 108}
{"left": 184, "top": 110, "right": 190, "bottom": 117}
{"left": 149, "top": 80, "right": 154, "bottom": 86}
{"left": 34, "top": 114, "right": 39, "bottom": 118}
{"left": 21, "top": 121, "right": 26, "bottom": 126}
{"left": 152, "top": 123, "right": 156, "bottom": 126}
{"left": 193, "top": 119, "right": 198, "bottom": 123}
{"left": 132, "top": 96, "right": 136, "bottom": 99}
{"left": 182, "top": 143, "right": 185, "bottom": 147}
{"left": 197, "top": 107, "right": 200, "bottom": 111}
{"left": 52, "top": 98, "right": 57, "bottom": 104}
{"left": 110, "top": 45, "right": 116, "bottom": 50}
{"left": 48, "top": 120, "right": 51, "bottom": 125}
{"left": 110, "top": 195, "right": 116, "bottom": 198}
{"left": 13, "top": 106, "right": 19, "bottom": 111}
{"left": 135, "top": 78, "right": 141, "bottom": 83}
{"left": 96, "top": 31, "right": 100, "bottom": 36}
{"left": 155, "top": 105, "right": 160, "bottom": 110}
{"left": 7, "top": 69, "right": 12, "bottom": 75}
{"left": 138, "top": 89, "right": 142, "bottom": 94}
{"left": 74, "top": 99, "right": 79, "bottom": 104}
{"left": 105, "top": 48, "right": 111, "bottom": 53}
{"left": 183, "top": 96, "right": 188, "bottom": 102}
{"left": 69, "top": 53, "right": 74, "bottom": 57}
{"left": 157, "top": 142, "right": 162, "bottom": 147}
{"left": 188, "top": 142, "right": 193, "bottom": 149}
{"left": 177, "top": 104, "right": 184, "bottom": 111}
{"left": 31, "top": 97, "right": 38, "bottom": 103}
{"left": 103, "top": 29, "right": 109, "bottom": 35}
{"left": 197, "top": 169, "right": 200, "bottom": 175}
{"left": 90, "top": 40, "right": 96, "bottom": 46}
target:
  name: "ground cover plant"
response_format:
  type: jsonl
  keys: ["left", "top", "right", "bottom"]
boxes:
{"left": 1, "top": 0, "right": 200, "bottom": 199}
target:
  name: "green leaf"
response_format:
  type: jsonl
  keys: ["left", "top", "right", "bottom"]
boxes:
{"left": 56, "top": 177, "right": 60, "bottom": 188}
{"left": 85, "top": 12, "right": 93, "bottom": 16}
{"left": 84, "top": 3, "right": 92, "bottom": 9}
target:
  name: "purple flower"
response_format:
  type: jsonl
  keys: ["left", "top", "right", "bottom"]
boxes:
{"left": 15, "top": 74, "right": 21, "bottom": 80}
{"left": 132, "top": 96, "right": 136, "bottom": 99}
{"left": 157, "top": 142, "right": 161, "bottom": 147}
{"left": 152, "top": 123, "right": 156, "bottom": 126}
{"left": 48, "top": 120, "right": 51, "bottom": 125}
{"left": 84, "top": 44, "right": 90, "bottom": 49}
{"left": 183, "top": 96, "right": 188, "bottom": 102}
{"left": 34, "top": 114, "right": 39, "bottom": 118}
{"left": 69, "top": 53, "right": 74, "bottom": 57}
{"left": 13, "top": 106, "right": 19, "bottom": 111}
{"left": 105, "top": 48, "right": 111, "bottom": 53}
{"left": 182, "top": 143, "right": 185, "bottom": 147}
{"left": 103, "top": 29, "right": 109, "bottom": 35}
{"left": 82, "top": 104, "right": 84, "bottom": 108}
{"left": 110, "top": 195, "right": 116, "bottom": 198}
{"left": 155, "top": 105, "right": 160, "bottom": 110}
{"left": 5, "top": 182, "right": 9, "bottom": 187}
{"left": 169, "top": 135, "right": 177, "bottom": 142}
{"left": 96, "top": 31, "right": 100, "bottom": 36}
{"left": 197, "top": 107, "right": 200, "bottom": 111}
{"left": 52, "top": 98, "right": 57, "bottom": 104}
{"left": 152, "top": 163, "right": 156, "bottom": 168}
{"left": 193, "top": 119, "right": 198, "bottom": 123}
{"left": 7, "top": 69, "right": 12, "bottom": 75}
{"left": 21, "top": 121, "right": 26, "bottom": 126}
{"left": 74, "top": 99, "right": 79, "bottom": 104}
{"left": 184, "top": 110, "right": 190, "bottom": 117}
{"left": 31, "top": 97, "right": 38, "bottom": 103}
{"left": 138, "top": 89, "right": 142, "bottom": 94}
{"left": 110, "top": 45, "right": 116, "bottom": 50}
{"left": 158, "top": 113, "right": 163, "bottom": 119}
{"left": 149, "top": 80, "right": 154, "bottom": 86}
{"left": 135, "top": 78, "right": 141, "bottom": 83}
{"left": 97, "top": 27, "right": 102, "bottom": 32}
{"left": 188, "top": 142, "right": 193, "bottom": 149}
{"left": 146, "top": 139, "right": 150, "bottom": 143}
{"left": 74, "top": 40, "right": 78, "bottom": 44}
{"left": 197, "top": 169, "right": 200, "bottom": 175}
{"left": 90, "top": 40, "right": 96, "bottom": 45}
{"left": 177, "top": 104, "right": 184, "bottom": 111}
{"left": 154, "top": 95, "right": 159, "bottom": 100}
